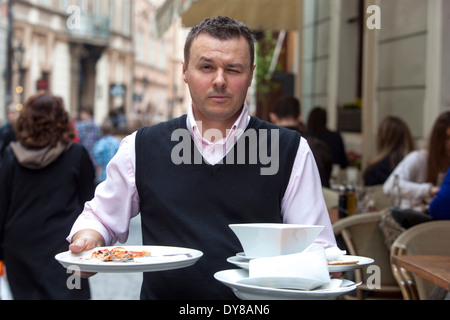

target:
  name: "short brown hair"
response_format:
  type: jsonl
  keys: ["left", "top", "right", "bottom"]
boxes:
{"left": 184, "top": 16, "right": 256, "bottom": 69}
{"left": 15, "top": 91, "right": 75, "bottom": 149}
{"left": 272, "top": 96, "right": 301, "bottom": 120}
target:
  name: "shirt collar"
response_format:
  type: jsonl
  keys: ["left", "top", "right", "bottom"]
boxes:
{"left": 186, "top": 100, "right": 250, "bottom": 145}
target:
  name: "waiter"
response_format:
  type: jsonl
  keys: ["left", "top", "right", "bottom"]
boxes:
{"left": 68, "top": 16, "right": 336, "bottom": 300}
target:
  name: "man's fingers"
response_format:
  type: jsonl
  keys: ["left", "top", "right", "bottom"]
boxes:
{"left": 69, "top": 237, "right": 96, "bottom": 253}
{"left": 69, "top": 229, "right": 105, "bottom": 253}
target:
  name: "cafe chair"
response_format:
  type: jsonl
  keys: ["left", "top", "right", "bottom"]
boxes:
{"left": 333, "top": 211, "right": 402, "bottom": 299}
{"left": 390, "top": 220, "right": 450, "bottom": 300}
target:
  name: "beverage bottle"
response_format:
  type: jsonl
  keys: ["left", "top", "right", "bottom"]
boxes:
{"left": 346, "top": 184, "right": 356, "bottom": 215}
{"left": 391, "top": 174, "right": 401, "bottom": 208}
{"left": 338, "top": 185, "right": 347, "bottom": 218}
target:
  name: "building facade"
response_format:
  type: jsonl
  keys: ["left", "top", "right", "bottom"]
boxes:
{"left": 133, "top": 0, "right": 189, "bottom": 126}
{"left": 301, "top": 0, "right": 450, "bottom": 165}
{"left": 4, "top": 0, "right": 132, "bottom": 125}
{"left": 2, "top": 0, "right": 188, "bottom": 128}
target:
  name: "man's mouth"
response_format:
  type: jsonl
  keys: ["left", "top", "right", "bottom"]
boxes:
{"left": 209, "top": 93, "right": 231, "bottom": 103}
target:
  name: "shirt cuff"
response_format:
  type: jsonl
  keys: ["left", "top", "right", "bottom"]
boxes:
{"left": 66, "top": 211, "right": 116, "bottom": 246}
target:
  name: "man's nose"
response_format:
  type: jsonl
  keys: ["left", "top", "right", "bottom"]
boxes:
{"left": 212, "top": 69, "right": 227, "bottom": 89}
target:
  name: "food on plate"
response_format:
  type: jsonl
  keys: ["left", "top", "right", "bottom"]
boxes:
{"left": 91, "top": 247, "right": 150, "bottom": 262}
{"left": 327, "top": 260, "right": 359, "bottom": 265}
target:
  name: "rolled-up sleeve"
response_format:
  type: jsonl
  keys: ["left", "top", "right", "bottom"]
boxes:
{"left": 67, "top": 132, "right": 140, "bottom": 245}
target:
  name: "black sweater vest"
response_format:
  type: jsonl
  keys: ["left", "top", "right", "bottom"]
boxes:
{"left": 135, "top": 115, "right": 300, "bottom": 299}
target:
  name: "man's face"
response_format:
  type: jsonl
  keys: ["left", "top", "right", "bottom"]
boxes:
{"left": 183, "top": 34, "right": 255, "bottom": 129}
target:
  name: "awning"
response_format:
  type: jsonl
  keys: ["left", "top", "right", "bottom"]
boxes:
{"left": 156, "top": 0, "right": 299, "bottom": 35}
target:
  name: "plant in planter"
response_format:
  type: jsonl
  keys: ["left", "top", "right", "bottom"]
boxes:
{"left": 347, "top": 150, "right": 362, "bottom": 170}
{"left": 342, "top": 98, "right": 362, "bottom": 110}
{"left": 338, "top": 98, "right": 362, "bottom": 132}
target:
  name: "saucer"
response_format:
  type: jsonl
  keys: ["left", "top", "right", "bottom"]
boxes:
{"left": 229, "top": 253, "right": 374, "bottom": 273}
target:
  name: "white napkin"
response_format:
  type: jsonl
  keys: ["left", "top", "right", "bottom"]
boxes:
{"left": 248, "top": 244, "right": 330, "bottom": 290}
{"left": 325, "top": 246, "right": 346, "bottom": 261}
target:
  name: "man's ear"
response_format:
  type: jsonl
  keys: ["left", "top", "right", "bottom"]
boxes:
{"left": 248, "top": 64, "right": 256, "bottom": 87}
{"left": 269, "top": 112, "right": 278, "bottom": 124}
{"left": 182, "top": 62, "right": 188, "bottom": 83}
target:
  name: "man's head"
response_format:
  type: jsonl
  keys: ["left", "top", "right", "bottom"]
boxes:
{"left": 184, "top": 16, "right": 256, "bottom": 70}
{"left": 269, "top": 96, "right": 302, "bottom": 127}
{"left": 80, "top": 106, "right": 94, "bottom": 121}
{"left": 182, "top": 17, "right": 256, "bottom": 131}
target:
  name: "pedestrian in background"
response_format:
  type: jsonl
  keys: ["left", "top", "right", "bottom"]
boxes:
{"left": 0, "top": 92, "right": 95, "bottom": 299}
{"left": 76, "top": 106, "right": 100, "bottom": 162}
{"left": 0, "top": 105, "right": 19, "bottom": 167}
{"left": 93, "top": 120, "right": 121, "bottom": 184}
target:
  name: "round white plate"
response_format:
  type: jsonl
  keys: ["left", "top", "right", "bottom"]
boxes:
{"left": 235, "top": 252, "right": 263, "bottom": 260}
{"left": 232, "top": 253, "right": 374, "bottom": 272}
{"left": 55, "top": 246, "right": 203, "bottom": 273}
{"left": 227, "top": 255, "right": 250, "bottom": 270}
{"left": 327, "top": 255, "right": 374, "bottom": 272}
{"left": 214, "top": 269, "right": 359, "bottom": 300}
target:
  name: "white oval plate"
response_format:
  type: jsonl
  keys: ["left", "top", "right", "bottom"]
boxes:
{"left": 55, "top": 246, "right": 203, "bottom": 273}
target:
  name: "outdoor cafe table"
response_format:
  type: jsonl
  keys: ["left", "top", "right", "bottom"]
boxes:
{"left": 391, "top": 255, "right": 450, "bottom": 291}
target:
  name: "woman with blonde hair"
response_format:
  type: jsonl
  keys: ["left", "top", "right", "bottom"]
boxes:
{"left": 0, "top": 92, "right": 95, "bottom": 299}
{"left": 363, "top": 116, "right": 415, "bottom": 186}
{"left": 383, "top": 111, "right": 450, "bottom": 211}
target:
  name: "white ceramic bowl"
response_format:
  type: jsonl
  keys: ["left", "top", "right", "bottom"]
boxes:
{"left": 229, "top": 223, "right": 324, "bottom": 258}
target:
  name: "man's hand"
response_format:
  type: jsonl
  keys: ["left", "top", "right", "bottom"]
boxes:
{"left": 69, "top": 229, "right": 106, "bottom": 278}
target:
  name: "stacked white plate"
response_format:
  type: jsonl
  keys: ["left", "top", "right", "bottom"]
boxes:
{"left": 218, "top": 251, "right": 373, "bottom": 300}
{"left": 217, "top": 224, "right": 373, "bottom": 300}
{"left": 214, "top": 269, "right": 361, "bottom": 300}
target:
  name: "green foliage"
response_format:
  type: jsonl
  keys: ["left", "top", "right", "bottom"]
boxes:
{"left": 255, "top": 31, "right": 282, "bottom": 95}
{"left": 342, "top": 98, "right": 362, "bottom": 110}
